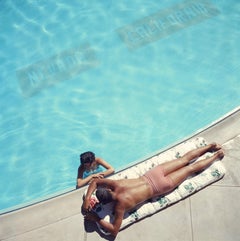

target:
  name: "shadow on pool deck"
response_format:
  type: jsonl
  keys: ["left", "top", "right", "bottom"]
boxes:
{"left": 1, "top": 106, "right": 240, "bottom": 241}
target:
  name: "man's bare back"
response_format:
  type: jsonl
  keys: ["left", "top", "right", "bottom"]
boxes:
{"left": 111, "top": 177, "right": 153, "bottom": 211}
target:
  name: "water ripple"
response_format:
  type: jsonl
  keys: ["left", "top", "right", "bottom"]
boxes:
{"left": 0, "top": 0, "right": 240, "bottom": 211}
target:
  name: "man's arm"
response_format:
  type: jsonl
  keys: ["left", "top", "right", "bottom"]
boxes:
{"left": 85, "top": 203, "right": 125, "bottom": 236}
{"left": 82, "top": 180, "right": 98, "bottom": 212}
{"left": 83, "top": 179, "right": 116, "bottom": 212}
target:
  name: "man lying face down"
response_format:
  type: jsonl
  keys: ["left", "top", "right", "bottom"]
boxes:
{"left": 82, "top": 143, "right": 224, "bottom": 236}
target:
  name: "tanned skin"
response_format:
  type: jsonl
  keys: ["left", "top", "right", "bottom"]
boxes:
{"left": 82, "top": 143, "right": 224, "bottom": 236}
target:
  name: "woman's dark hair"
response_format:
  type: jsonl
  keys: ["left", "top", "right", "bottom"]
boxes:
{"left": 96, "top": 187, "right": 113, "bottom": 204}
{"left": 80, "top": 151, "right": 95, "bottom": 165}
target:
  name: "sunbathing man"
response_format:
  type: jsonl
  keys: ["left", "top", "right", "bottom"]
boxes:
{"left": 82, "top": 143, "right": 224, "bottom": 236}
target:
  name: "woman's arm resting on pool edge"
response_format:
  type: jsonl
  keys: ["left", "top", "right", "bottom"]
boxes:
{"left": 96, "top": 157, "right": 115, "bottom": 177}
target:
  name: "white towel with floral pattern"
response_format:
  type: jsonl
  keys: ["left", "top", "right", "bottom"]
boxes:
{"left": 87, "top": 137, "right": 226, "bottom": 235}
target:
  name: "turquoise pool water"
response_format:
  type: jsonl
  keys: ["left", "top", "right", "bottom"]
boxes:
{"left": 0, "top": 0, "right": 240, "bottom": 212}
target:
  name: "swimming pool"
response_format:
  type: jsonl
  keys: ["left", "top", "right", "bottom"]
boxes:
{"left": 0, "top": 0, "right": 239, "bottom": 213}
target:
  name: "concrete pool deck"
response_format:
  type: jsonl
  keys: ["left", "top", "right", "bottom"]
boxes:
{"left": 1, "top": 106, "right": 240, "bottom": 241}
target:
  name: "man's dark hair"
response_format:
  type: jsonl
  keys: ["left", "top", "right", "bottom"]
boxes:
{"left": 96, "top": 187, "right": 113, "bottom": 204}
{"left": 80, "top": 151, "right": 95, "bottom": 165}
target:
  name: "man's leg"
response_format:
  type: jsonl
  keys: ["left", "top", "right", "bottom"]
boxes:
{"left": 161, "top": 143, "right": 221, "bottom": 176}
{"left": 166, "top": 150, "right": 224, "bottom": 189}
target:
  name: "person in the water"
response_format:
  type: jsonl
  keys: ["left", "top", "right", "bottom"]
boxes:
{"left": 76, "top": 151, "right": 114, "bottom": 188}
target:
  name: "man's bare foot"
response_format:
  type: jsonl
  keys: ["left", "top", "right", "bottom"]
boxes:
{"left": 214, "top": 150, "right": 224, "bottom": 160}
{"left": 209, "top": 143, "right": 222, "bottom": 152}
